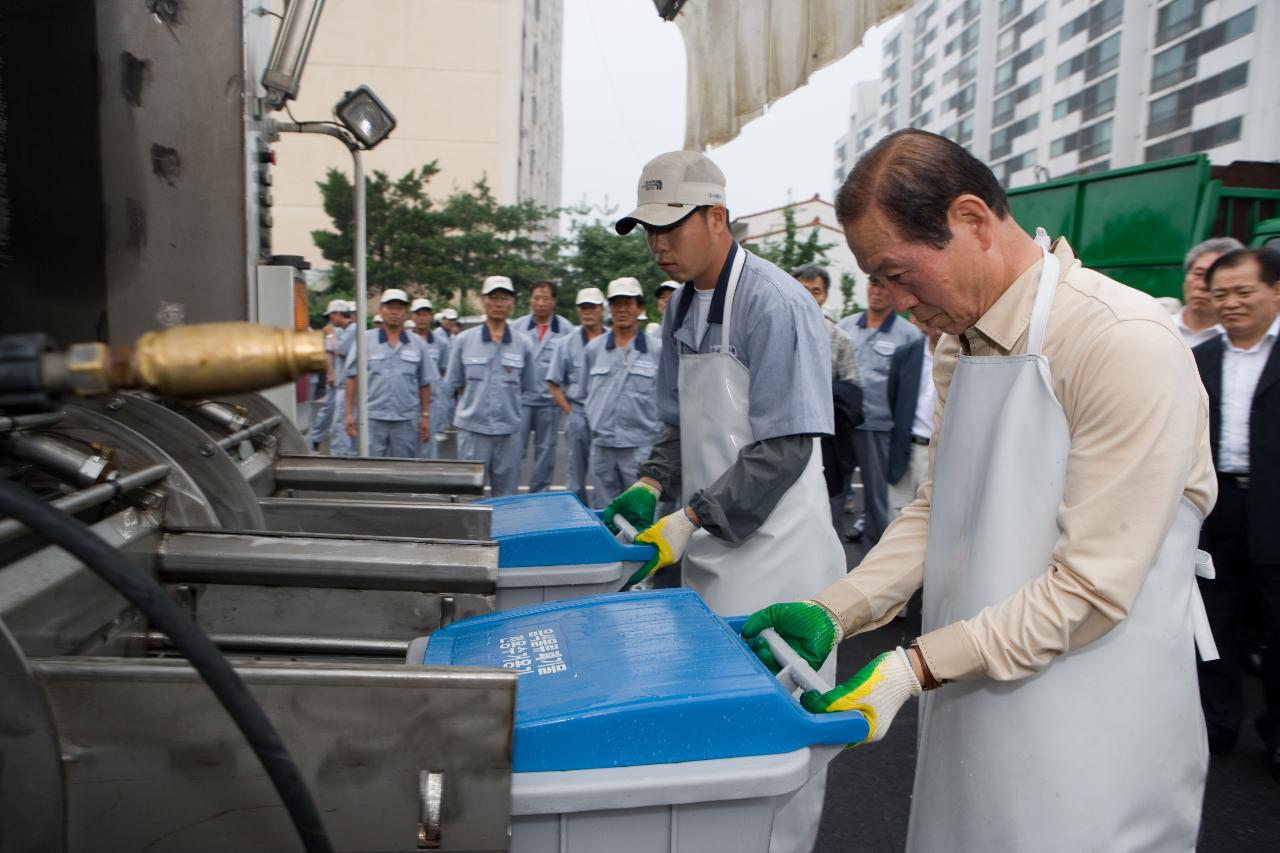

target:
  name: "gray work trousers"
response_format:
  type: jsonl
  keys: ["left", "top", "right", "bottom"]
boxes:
{"left": 520, "top": 404, "right": 562, "bottom": 493}
{"left": 329, "top": 387, "right": 356, "bottom": 456}
{"left": 564, "top": 405, "right": 598, "bottom": 508}
{"left": 308, "top": 382, "right": 335, "bottom": 447}
{"left": 457, "top": 429, "right": 522, "bottom": 497}
{"left": 417, "top": 386, "right": 451, "bottom": 460}
{"left": 852, "top": 428, "right": 891, "bottom": 544}
{"left": 369, "top": 418, "right": 418, "bottom": 459}
{"left": 591, "top": 444, "right": 649, "bottom": 507}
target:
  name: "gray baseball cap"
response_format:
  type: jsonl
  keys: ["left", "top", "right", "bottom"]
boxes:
{"left": 615, "top": 150, "right": 727, "bottom": 235}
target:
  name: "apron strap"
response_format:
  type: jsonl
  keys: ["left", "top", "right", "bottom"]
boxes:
{"left": 716, "top": 246, "right": 749, "bottom": 354}
{"left": 1026, "top": 228, "right": 1059, "bottom": 357}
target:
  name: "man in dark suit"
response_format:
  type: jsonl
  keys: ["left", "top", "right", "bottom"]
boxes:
{"left": 1193, "top": 247, "right": 1280, "bottom": 780}
{"left": 886, "top": 314, "right": 941, "bottom": 519}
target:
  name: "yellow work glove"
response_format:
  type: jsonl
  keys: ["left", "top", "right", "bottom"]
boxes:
{"left": 801, "top": 648, "right": 921, "bottom": 745}
{"left": 627, "top": 508, "right": 697, "bottom": 586}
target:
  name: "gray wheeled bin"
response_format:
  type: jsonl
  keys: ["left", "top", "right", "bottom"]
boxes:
{"left": 408, "top": 588, "right": 867, "bottom": 853}
{"left": 475, "top": 492, "right": 654, "bottom": 609}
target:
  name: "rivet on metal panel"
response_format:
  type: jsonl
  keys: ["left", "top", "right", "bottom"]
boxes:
{"left": 106, "top": 397, "right": 125, "bottom": 411}
{"left": 418, "top": 770, "right": 444, "bottom": 849}
{"left": 198, "top": 445, "right": 215, "bottom": 457}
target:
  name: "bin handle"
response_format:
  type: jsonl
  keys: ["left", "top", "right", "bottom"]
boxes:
{"left": 612, "top": 515, "right": 639, "bottom": 544}
{"left": 758, "top": 628, "right": 833, "bottom": 695}
{"left": 758, "top": 628, "right": 870, "bottom": 749}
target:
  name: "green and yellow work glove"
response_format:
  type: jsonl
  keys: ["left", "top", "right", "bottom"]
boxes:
{"left": 627, "top": 508, "right": 697, "bottom": 586}
{"left": 800, "top": 648, "right": 921, "bottom": 745}
{"left": 741, "top": 600, "right": 842, "bottom": 673}
{"left": 603, "top": 481, "right": 660, "bottom": 535}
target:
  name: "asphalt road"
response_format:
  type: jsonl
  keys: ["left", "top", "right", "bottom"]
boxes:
{"left": 320, "top": 412, "right": 1279, "bottom": 850}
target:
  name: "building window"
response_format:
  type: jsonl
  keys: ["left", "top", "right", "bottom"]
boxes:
{"left": 881, "top": 86, "right": 899, "bottom": 108}
{"left": 991, "top": 114, "right": 1040, "bottom": 160}
{"left": 1150, "top": 8, "right": 1254, "bottom": 94}
{"left": 910, "top": 84, "right": 935, "bottom": 117}
{"left": 1053, "top": 75, "right": 1118, "bottom": 123}
{"left": 885, "top": 59, "right": 900, "bottom": 82}
{"left": 945, "top": 0, "right": 981, "bottom": 29}
{"left": 994, "top": 150, "right": 1035, "bottom": 184}
{"left": 1076, "top": 160, "right": 1111, "bottom": 176}
{"left": 996, "top": 40, "right": 1043, "bottom": 94}
{"left": 886, "top": 33, "right": 901, "bottom": 58}
{"left": 997, "top": 3, "right": 1046, "bottom": 61}
{"left": 915, "top": 27, "right": 938, "bottom": 52}
{"left": 998, "top": 0, "right": 1024, "bottom": 30}
{"left": 1156, "top": 0, "right": 1206, "bottom": 48}
{"left": 1057, "top": 31, "right": 1120, "bottom": 82}
{"left": 912, "top": 55, "right": 937, "bottom": 90}
{"left": 912, "top": 110, "right": 934, "bottom": 128}
{"left": 992, "top": 78, "right": 1042, "bottom": 128}
{"left": 956, "top": 114, "right": 974, "bottom": 147}
{"left": 1147, "top": 63, "right": 1248, "bottom": 138}
{"left": 1059, "top": 0, "right": 1124, "bottom": 43}
{"left": 943, "top": 52, "right": 979, "bottom": 87}
{"left": 1146, "top": 116, "right": 1243, "bottom": 160}
{"left": 945, "top": 20, "right": 980, "bottom": 57}
{"left": 946, "top": 83, "right": 976, "bottom": 115}
{"left": 1051, "top": 118, "right": 1114, "bottom": 161}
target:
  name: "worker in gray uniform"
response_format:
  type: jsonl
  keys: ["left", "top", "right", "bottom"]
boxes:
{"left": 443, "top": 276, "right": 538, "bottom": 496}
{"left": 513, "top": 280, "right": 574, "bottom": 492}
{"left": 583, "top": 277, "right": 663, "bottom": 504}
{"left": 547, "top": 287, "right": 607, "bottom": 507}
{"left": 328, "top": 303, "right": 359, "bottom": 456}
{"left": 410, "top": 297, "right": 451, "bottom": 459}
{"left": 309, "top": 298, "right": 354, "bottom": 451}
{"left": 838, "top": 277, "right": 922, "bottom": 544}
{"left": 343, "top": 288, "right": 436, "bottom": 458}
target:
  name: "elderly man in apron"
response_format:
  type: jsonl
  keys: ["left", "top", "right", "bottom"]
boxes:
{"left": 744, "top": 129, "right": 1219, "bottom": 851}
{"left": 604, "top": 150, "right": 845, "bottom": 853}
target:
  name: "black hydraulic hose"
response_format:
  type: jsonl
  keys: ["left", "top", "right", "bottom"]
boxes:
{"left": 0, "top": 480, "right": 334, "bottom": 853}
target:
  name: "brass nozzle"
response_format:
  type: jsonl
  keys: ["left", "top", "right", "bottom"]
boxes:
{"left": 127, "top": 323, "right": 324, "bottom": 397}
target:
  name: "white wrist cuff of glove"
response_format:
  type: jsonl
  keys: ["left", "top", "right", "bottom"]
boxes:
{"left": 888, "top": 647, "right": 924, "bottom": 700}
{"left": 812, "top": 599, "right": 846, "bottom": 644}
{"left": 634, "top": 480, "right": 661, "bottom": 499}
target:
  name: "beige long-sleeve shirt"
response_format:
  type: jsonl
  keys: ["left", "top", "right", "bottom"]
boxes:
{"left": 814, "top": 239, "right": 1217, "bottom": 682}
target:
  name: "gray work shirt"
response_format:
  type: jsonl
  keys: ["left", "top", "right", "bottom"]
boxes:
{"left": 343, "top": 328, "right": 437, "bottom": 421}
{"left": 414, "top": 327, "right": 450, "bottom": 378}
{"left": 658, "top": 243, "right": 834, "bottom": 440}
{"left": 837, "top": 311, "right": 923, "bottom": 431}
{"left": 546, "top": 326, "right": 600, "bottom": 408}
{"left": 583, "top": 330, "right": 663, "bottom": 448}
{"left": 443, "top": 323, "right": 537, "bottom": 435}
{"left": 513, "top": 313, "right": 574, "bottom": 407}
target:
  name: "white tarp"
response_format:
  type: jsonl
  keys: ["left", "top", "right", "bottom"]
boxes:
{"left": 676, "top": 0, "right": 910, "bottom": 150}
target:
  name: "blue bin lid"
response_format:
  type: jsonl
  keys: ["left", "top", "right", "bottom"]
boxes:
{"left": 420, "top": 589, "right": 869, "bottom": 772}
{"left": 476, "top": 492, "right": 655, "bottom": 568}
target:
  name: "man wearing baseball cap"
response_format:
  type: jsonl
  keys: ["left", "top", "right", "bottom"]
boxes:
{"left": 443, "top": 276, "right": 538, "bottom": 496}
{"left": 326, "top": 300, "right": 360, "bottom": 456}
{"left": 342, "top": 288, "right": 438, "bottom": 457}
{"left": 513, "top": 281, "right": 575, "bottom": 493}
{"left": 607, "top": 150, "right": 843, "bottom": 853}
{"left": 436, "top": 308, "right": 461, "bottom": 338}
{"left": 547, "top": 287, "right": 608, "bottom": 506}
{"left": 309, "top": 298, "right": 355, "bottom": 451}
{"left": 646, "top": 280, "right": 680, "bottom": 335}
{"left": 410, "top": 297, "right": 452, "bottom": 459}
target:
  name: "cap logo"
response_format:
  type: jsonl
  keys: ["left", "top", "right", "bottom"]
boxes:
{"left": 642, "top": 179, "right": 663, "bottom": 191}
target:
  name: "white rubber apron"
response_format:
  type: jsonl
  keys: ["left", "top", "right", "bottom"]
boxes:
{"left": 677, "top": 248, "right": 845, "bottom": 853}
{"left": 907, "top": 233, "right": 1216, "bottom": 853}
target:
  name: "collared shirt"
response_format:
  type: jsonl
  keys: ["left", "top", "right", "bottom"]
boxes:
{"left": 1218, "top": 316, "right": 1280, "bottom": 473}
{"left": 513, "top": 313, "right": 574, "bottom": 407}
{"left": 1173, "top": 307, "right": 1222, "bottom": 349}
{"left": 838, "top": 309, "right": 923, "bottom": 430}
{"left": 582, "top": 330, "right": 663, "bottom": 448}
{"left": 825, "top": 317, "right": 861, "bottom": 384}
{"left": 343, "top": 328, "right": 436, "bottom": 421}
{"left": 660, "top": 243, "right": 834, "bottom": 440}
{"left": 413, "top": 327, "right": 451, "bottom": 378}
{"left": 911, "top": 342, "right": 935, "bottom": 440}
{"left": 546, "top": 326, "right": 602, "bottom": 407}
{"left": 814, "top": 239, "right": 1216, "bottom": 683}
{"left": 443, "top": 322, "right": 537, "bottom": 435}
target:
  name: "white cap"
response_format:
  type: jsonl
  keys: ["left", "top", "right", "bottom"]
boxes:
{"left": 606, "top": 277, "right": 644, "bottom": 300}
{"left": 372, "top": 315, "right": 385, "bottom": 324}
{"left": 575, "top": 287, "right": 606, "bottom": 305}
{"left": 655, "top": 280, "right": 680, "bottom": 293}
{"left": 343, "top": 300, "right": 357, "bottom": 312}
{"left": 410, "top": 297, "right": 433, "bottom": 312}
{"left": 616, "top": 151, "right": 727, "bottom": 235}
{"left": 380, "top": 288, "right": 410, "bottom": 304}
{"left": 324, "top": 298, "right": 350, "bottom": 314}
{"left": 437, "top": 308, "right": 459, "bottom": 321}
{"left": 481, "top": 275, "right": 515, "bottom": 295}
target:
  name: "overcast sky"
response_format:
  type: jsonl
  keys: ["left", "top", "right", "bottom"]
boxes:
{"left": 560, "top": 0, "right": 898, "bottom": 226}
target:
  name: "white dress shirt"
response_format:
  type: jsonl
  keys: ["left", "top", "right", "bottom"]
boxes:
{"left": 1218, "top": 317, "right": 1280, "bottom": 473}
{"left": 1174, "top": 308, "right": 1222, "bottom": 349}
{"left": 911, "top": 341, "right": 936, "bottom": 440}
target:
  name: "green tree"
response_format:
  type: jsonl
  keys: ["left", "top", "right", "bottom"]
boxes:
{"left": 558, "top": 205, "right": 665, "bottom": 315}
{"left": 744, "top": 204, "right": 836, "bottom": 274}
{"left": 311, "top": 164, "right": 560, "bottom": 318}
{"left": 839, "top": 271, "right": 862, "bottom": 319}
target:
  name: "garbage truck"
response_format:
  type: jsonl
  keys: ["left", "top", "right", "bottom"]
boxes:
{"left": 1006, "top": 154, "right": 1280, "bottom": 300}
